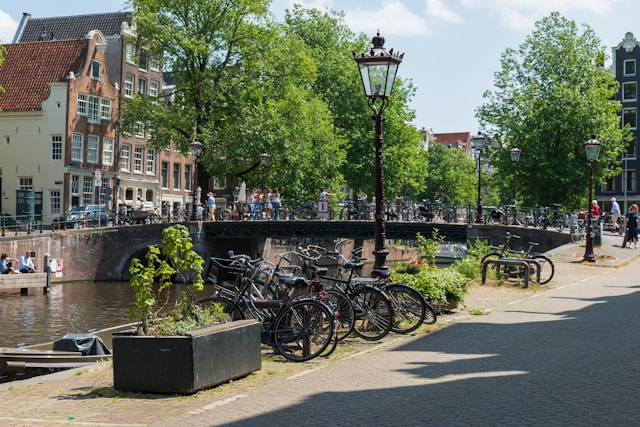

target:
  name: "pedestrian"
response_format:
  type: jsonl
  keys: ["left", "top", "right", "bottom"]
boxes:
{"left": 610, "top": 197, "right": 621, "bottom": 234}
{"left": 196, "top": 203, "right": 204, "bottom": 221}
{"left": 206, "top": 192, "right": 216, "bottom": 221}
{"left": 0, "top": 253, "right": 20, "bottom": 274}
{"left": 265, "top": 189, "right": 273, "bottom": 220}
{"left": 18, "top": 251, "right": 37, "bottom": 273}
{"left": 318, "top": 186, "right": 336, "bottom": 200}
{"left": 272, "top": 188, "right": 281, "bottom": 220}
{"left": 622, "top": 203, "right": 639, "bottom": 249}
{"left": 591, "top": 199, "right": 600, "bottom": 218}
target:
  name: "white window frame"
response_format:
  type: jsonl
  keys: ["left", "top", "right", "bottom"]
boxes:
{"left": 125, "top": 42, "right": 136, "bottom": 64}
{"left": 77, "top": 93, "right": 87, "bottom": 115}
{"left": 71, "top": 133, "right": 83, "bottom": 162}
{"left": 624, "top": 59, "right": 636, "bottom": 77}
{"left": 161, "top": 161, "right": 169, "bottom": 188}
{"left": 134, "top": 147, "right": 144, "bottom": 173}
{"left": 150, "top": 80, "right": 159, "bottom": 98}
{"left": 51, "top": 135, "right": 62, "bottom": 160}
{"left": 146, "top": 148, "right": 155, "bottom": 175}
{"left": 91, "top": 60, "right": 101, "bottom": 80}
{"left": 50, "top": 190, "right": 61, "bottom": 214}
{"left": 88, "top": 96, "right": 100, "bottom": 124}
{"left": 83, "top": 176, "right": 94, "bottom": 205}
{"left": 623, "top": 108, "right": 637, "bottom": 129}
{"left": 120, "top": 144, "right": 131, "bottom": 172}
{"left": 19, "top": 177, "right": 33, "bottom": 190}
{"left": 71, "top": 175, "right": 80, "bottom": 195}
{"left": 124, "top": 74, "right": 134, "bottom": 97}
{"left": 623, "top": 82, "right": 637, "bottom": 102}
{"left": 173, "top": 163, "right": 181, "bottom": 190}
{"left": 87, "top": 135, "right": 99, "bottom": 164}
{"left": 134, "top": 122, "right": 145, "bottom": 138}
{"left": 138, "top": 77, "right": 147, "bottom": 96}
{"left": 100, "top": 98, "right": 111, "bottom": 120}
{"left": 103, "top": 137, "right": 114, "bottom": 166}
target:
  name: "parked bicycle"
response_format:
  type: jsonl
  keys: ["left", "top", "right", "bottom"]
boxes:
{"left": 197, "top": 255, "right": 336, "bottom": 361}
{"left": 536, "top": 204, "right": 568, "bottom": 231}
{"left": 569, "top": 212, "right": 587, "bottom": 243}
{"left": 481, "top": 232, "right": 554, "bottom": 284}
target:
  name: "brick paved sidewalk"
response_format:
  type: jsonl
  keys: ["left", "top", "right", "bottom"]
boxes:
{"left": 0, "top": 231, "right": 637, "bottom": 426}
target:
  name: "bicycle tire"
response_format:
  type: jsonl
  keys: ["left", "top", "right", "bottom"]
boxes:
{"left": 273, "top": 299, "right": 334, "bottom": 362}
{"left": 322, "top": 288, "right": 355, "bottom": 340}
{"left": 196, "top": 296, "right": 245, "bottom": 321}
{"left": 570, "top": 225, "right": 584, "bottom": 243}
{"left": 414, "top": 207, "right": 429, "bottom": 222}
{"left": 350, "top": 286, "right": 393, "bottom": 341}
{"left": 423, "top": 300, "right": 437, "bottom": 325}
{"left": 515, "top": 213, "right": 528, "bottom": 226}
{"left": 383, "top": 283, "right": 428, "bottom": 334}
{"left": 555, "top": 213, "right": 567, "bottom": 232}
{"left": 531, "top": 255, "right": 554, "bottom": 285}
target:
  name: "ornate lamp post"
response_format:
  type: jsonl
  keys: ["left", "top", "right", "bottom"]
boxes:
{"left": 259, "top": 151, "right": 271, "bottom": 191}
{"left": 189, "top": 138, "right": 203, "bottom": 221}
{"left": 583, "top": 134, "right": 602, "bottom": 262}
{"left": 472, "top": 133, "right": 486, "bottom": 224}
{"left": 353, "top": 32, "right": 403, "bottom": 278}
{"left": 510, "top": 147, "right": 522, "bottom": 225}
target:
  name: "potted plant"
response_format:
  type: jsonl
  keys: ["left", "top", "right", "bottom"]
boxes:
{"left": 112, "top": 224, "right": 261, "bottom": 394}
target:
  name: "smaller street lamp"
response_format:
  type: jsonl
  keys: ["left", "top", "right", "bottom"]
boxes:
{"left": 259, "top": 151, "right": 271, "bottom": 190}
{"left": 510, "top": 147, "right": 522, "bottom": 225}
{"left": 583, "top": 134, "right": 602, "bottom": 262}
{"left": 189, "top": 138, "right": 203, "bottom": 221}
{"left": 472, "top": 133, "right": 486, "bottom": 224}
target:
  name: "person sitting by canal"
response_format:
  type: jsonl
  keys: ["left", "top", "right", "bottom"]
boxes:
{"left": 1, "top": 253, "right": 20, "bottom": 274}
{"left": 18, "top": 252, "right": 37, "bottom": 273}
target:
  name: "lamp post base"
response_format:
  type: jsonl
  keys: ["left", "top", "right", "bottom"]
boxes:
{"left": 583, "top": 231, "right": 596, "bottom": 262}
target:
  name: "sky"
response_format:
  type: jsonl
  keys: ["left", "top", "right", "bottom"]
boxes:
{"left": 2, "top": 0, "right": 640, "bottom": 134}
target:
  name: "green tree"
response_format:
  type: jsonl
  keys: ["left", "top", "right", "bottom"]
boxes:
{"left": 420, "top": 144, "right": 476, "bottom": 205}
{"left": 476, "top": 12, "right": 629, "bottom": 209}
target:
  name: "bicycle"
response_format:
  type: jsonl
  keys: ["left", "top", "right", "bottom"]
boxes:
{"left": 197, "top": 255, "right": 336, "bottom": 361}
{"left": 325, "top": 239, "right": 436, "bottom": 333}
{"left": 536, "top": 204, "right": 568, "bottom": 231}
{"left": 481, "top": 232, "right": 555, "bottom": 284}
{"left": 569, "top": 212, "right": 587, "bottom": 243}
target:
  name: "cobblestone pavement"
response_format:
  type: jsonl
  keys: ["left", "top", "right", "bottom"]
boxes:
{"left": 1, "top": 232, "right": 639, "bottom": 426}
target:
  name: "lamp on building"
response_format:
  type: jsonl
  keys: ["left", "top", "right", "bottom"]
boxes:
{"left": 189, "top": 138, "right": 203, "bottom": 221}
{"left": 472, "top": 132, "right": 486, "bottom": 224}
{"left": 583, "top": 134, "right": 602, "bottom": 262}
{"left": 510, "top": 147, "right": 522, "bottom": 225}
{"left": 259, "top": 151, "right": 271, "bottom": 190}
{"left": 353, "top": 31, "right": 403, "bottom": 278}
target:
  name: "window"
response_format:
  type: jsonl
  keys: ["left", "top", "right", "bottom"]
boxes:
{"left": 100, "top": 98, "right": 111, "bottom": 120}
{"left": 134, "top": 147, "right": 144, "bottom": 173}
{"left": 161, "top": 162, "right": 169, "bottom": 188}
{"left": 120, "top": 144, "right": 131, "bottom": 171}
{"left": 623, "top": 108, "right": 637, "bottom": 129}
{"left": 134, "top": 122, "right": 145, "bottom": 138}
{"left": 50, "top": 190, "right": 61, "bottom": 214}
{"left": 91, "top": 60, "right": 101, "bottom": 80}
{"left": 627, "top": 170, "right": 637, "bottom": 192}
{"left": 77, "top": 93, "right": 87, "bottom": 115}
{"left": 146, "top": 149, "right": 155, "bottom": 174}
{"left": 624, "top": 59, "right": 636, "bottom": 76}
{"left": 71, "top": 175, "right": 80, "bottom": 195}
{"left": 103, "top": 137, "right": 114, "bottom": 166}
{"left": 173, "top": 164, "right": 181, "bottom": 190}
{"left": 19, "top": 177, "right": 33, "bottom": 190}
{"left": 87, "top": 135, "right": 99, "bottom": 163}
{"left": 185, "top": 164, "right": 192, "bottom": 191}
{"left": 125, "top": 42, "right": 136, "bottom": 63}
{"left": 602, "top": 177, "right": 616, "bottom": 192}
{"left": 150, "top": 80, "right": 159, "bottom": 98}
{"left": 626, "top": 137, "right": 637, "bottom": 158}
{"left": 51, "top": 135, "right": 62, "bottom": 160}
{"left": 138, "top": 48, "right": 149, "bottom": 71}
{"left": 138, "top": 77, "right": 147, "bottom": 96}
{"left": 124, "top": 74, "right": 134, "bottom": 97}
{"left": 71, "top": 133, "right": 83, "bottom": 162}
{"left": 88, "top": 96, "right": 100, "bottom": 123}
{"left": 623, "top": 82, "right": 637, "bottom": 102}
{"left": 83, "top": 176, "right": 93, "bottom": 205}
{"left": 151, "top": 54, "right": 161, "bottom": 71}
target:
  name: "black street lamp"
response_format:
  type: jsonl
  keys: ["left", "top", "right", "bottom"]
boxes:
{"left": 583, "top": 134, "right": 602, "bottom": 262}
{"left": 189, "top": 138, "right": 203, "bottom": 221}
{"left": 510, "top": 147, "right": 521, "bottom": 225}
{"left": 472, "top": 133, "right": 486, "bottom": 224}
{"left": 259, "top": 151, "right": 271, "bottom": 191}
{"left": 353, "top": 32, "right": 403, "bottom": 278}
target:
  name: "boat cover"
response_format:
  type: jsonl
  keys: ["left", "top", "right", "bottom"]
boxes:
{"left": 53, "top": 334, "right": 111, "bottom": 356}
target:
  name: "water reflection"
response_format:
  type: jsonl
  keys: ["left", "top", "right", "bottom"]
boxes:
{"left": 0, "top": 281, "right": 208, "bottom": 347}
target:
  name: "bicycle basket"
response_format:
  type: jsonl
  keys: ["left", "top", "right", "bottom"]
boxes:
{"left": 205, "top": 257, "right": 245, "bottom": 288}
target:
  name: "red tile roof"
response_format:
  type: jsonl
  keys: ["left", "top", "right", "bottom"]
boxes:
{"left": 0, "top": 39, "right": 86, "bottom": 112}
{"left": 433, "top": 132, "right": 470, "bottom": 146}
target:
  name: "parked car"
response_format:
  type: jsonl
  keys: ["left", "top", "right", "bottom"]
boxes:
{"left": 52, "top": 205, "right": 114, "bottom": 229}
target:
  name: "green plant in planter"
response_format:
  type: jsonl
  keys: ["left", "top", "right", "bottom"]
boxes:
{"left": 129, "top": 224, "right": 225, "bottom": 336}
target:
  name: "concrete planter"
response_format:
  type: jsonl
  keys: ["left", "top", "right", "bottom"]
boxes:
{"left": 112, "top": 319, "right": 261, "bottom": 394}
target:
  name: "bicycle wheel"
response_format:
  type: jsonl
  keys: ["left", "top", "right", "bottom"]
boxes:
{"left": 273, "top": 299, "right": 334, "bottom": 362}
{"left": 414, "top": 207, "right": 429, "bottom": 221}
{"left": 515, "top": 213, "right": 528, "bottom": 226}
{"left": 570, "top": 225, "right": 584, "bottom": 243}
{"left": 383, "top": 283, "right": 428, "bottom": 334}
{"left": 531, "top": 255, "right": 554, "bottom": 285}
{"left": 196, "top": 296, "right": 245, "bottom": 321}
{"left": 555, "top": 213, "right": 568, "bottom": 232}
{"left": 323, "top": 289, "right": 355, "bottom": 340}
{"left": 350, "top": 286, "right": 393, "bottom": 341}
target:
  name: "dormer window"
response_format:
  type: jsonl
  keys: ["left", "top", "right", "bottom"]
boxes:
{"left": 91, "top": 60, "right": 101, "bottom": 80}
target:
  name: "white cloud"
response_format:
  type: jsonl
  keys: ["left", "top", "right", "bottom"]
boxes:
{"left": 344, "top": 1, "right": 430, "bottom": 37}
{"left": 461, "top": 0, "right": 614, "bottom": 31}
{"left": 425, "top": 0, "right": 462, "bottom": 24}
{"left": 0, "top": 10, "right": 18, "bottom": 43}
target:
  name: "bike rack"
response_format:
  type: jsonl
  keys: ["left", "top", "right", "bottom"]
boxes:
{"left": 481, "top": 258, "right": 541, "bottom": 288}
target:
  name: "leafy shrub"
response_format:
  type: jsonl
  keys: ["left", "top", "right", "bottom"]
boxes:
{"left": 392, "top": 266, "right": 469, "bottom": 313}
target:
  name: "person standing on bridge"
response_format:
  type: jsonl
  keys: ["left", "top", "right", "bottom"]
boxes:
{"left": 206, "top": 192, "right": 216, "bottom": 221}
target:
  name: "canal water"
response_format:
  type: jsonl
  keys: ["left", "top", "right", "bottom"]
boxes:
{"left": 0, "top": 281, "right": 211, "bottom": 348}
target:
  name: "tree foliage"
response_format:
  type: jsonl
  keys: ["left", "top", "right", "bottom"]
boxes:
{"left": 419, "top": 144, "right": 476, "bottom": 205}
{"left": 476, "top": 12, "right": 629, "bottom": 209}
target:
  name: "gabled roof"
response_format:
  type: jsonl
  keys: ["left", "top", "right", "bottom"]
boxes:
{"left": 0, "top": 40, "right": 86, "bottom": 112}
{"left": 16, "top": 12, "right": 132, "bottom": 42}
